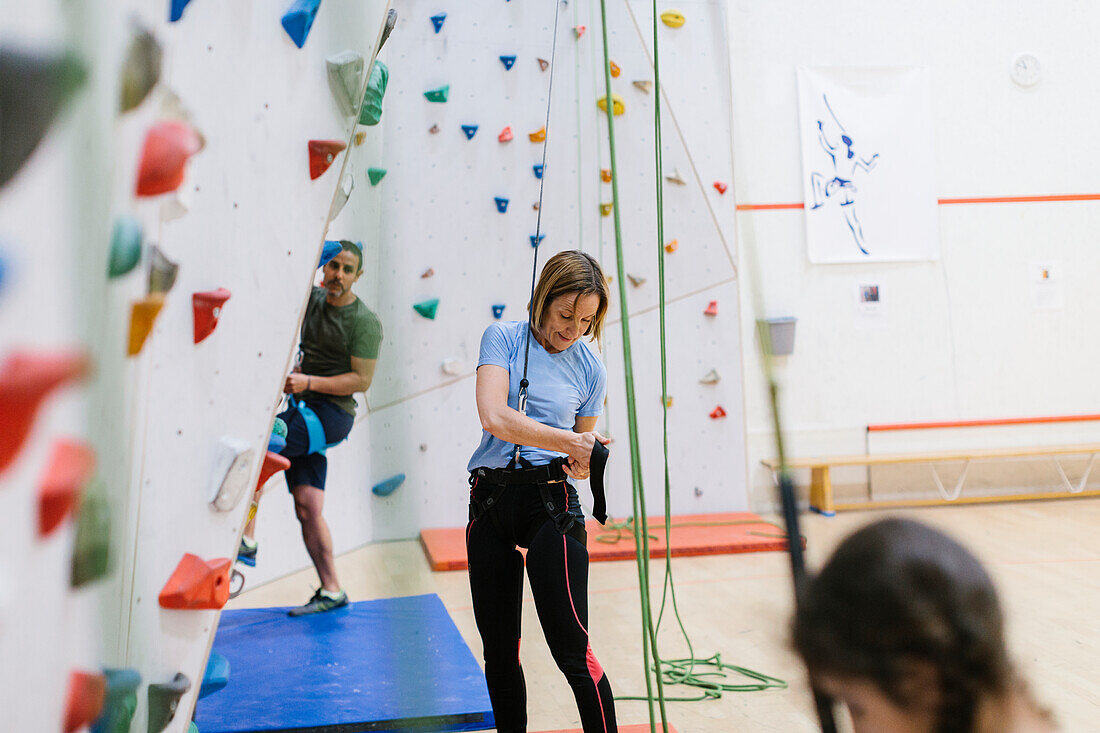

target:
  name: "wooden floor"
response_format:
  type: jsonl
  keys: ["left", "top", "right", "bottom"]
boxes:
{"left": 230, "top": 499, "right": 1100, "bottom": 732}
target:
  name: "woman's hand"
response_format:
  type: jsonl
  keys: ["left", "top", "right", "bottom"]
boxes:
{"left": 564, "top": 431, "right": 609, "bottom": 479}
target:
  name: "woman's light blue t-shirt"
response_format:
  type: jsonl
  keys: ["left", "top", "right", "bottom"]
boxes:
{"left": 467, "top": 320, "right": 607, "bottom": 471}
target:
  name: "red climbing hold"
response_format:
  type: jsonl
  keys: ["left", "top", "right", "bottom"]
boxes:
{"left": 0, "top": 350, "right": 90, "bottom": 474}
{"left": 308, "top": 139, "right": 346, "bottom": 180}
{"left": 574, "top": 25, "right": 586, "bottom": 39}
{"left": 158, "top": 553, "right": 233, "bottom": 610}
{"left": 38, "top": 438, "right": 95, "bottom": 537}
{"left": 256, "top": 450, "right": 291, "bottom": 491}
{"left": 498, "top": 126, "right": 513, "bottom": 143}
{"left": 192, "top": 288, "right": 232, "bottom": 344}
{"left": 64, "top": 670, "right": 106, "bottom": 733}
{"left": 704, "top": 300, "right": 718, "bottom": 316}
{"left": 710, "top": 405, "right": 727, "bottom": 419}
{"left": 136, "top": 120, "right": 203, "bottom": 196}
{"left": 713, "top": 181, "right": 728, "bottom": 194}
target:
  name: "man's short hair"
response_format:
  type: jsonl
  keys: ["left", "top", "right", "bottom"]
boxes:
{"left": 340, "top": 240, "right": 363, "bottom": 273}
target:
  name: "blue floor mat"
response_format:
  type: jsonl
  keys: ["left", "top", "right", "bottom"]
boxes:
{"left": 194, "top": 594, "right": 494, "bottom": 732}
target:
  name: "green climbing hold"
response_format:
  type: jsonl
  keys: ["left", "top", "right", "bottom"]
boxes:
{"left": 108, "top": 216, "right": 143, "bottom": 277}
{"left": 272, "top": 417, "right": 287, "bottom": 438}
{"left": 367, "top": 167, "right": 386, "bottom": 185}
{"left": 70, "top": 488, "right": 110, "bottom": 588}
{"left": 365, "top": 167, "right": 387, "bottom": 186}
{"left": 148, "top": 672, "right": 190, "bottom": 733}
{"left": 359, "top": 60, "right": 388, "bottom": 126}
{"left": 325, "top": 50, "right": 363, "bottom": 116}
{"left": 413, "top": 298, "right": 439, "bottom": 320}
{"left": 91, "top": 668, "right": 140, "bottom": 733}
{"left": 423, "top": 85, "right": 449, "bottom": 103}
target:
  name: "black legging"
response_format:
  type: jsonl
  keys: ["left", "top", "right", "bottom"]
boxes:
{"left": 467, "top": 476, "right": 617, "bottom": 733}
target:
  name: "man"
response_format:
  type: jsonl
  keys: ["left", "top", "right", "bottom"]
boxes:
{"left": 241, "top": 240, "right": 382, "bottom": 616}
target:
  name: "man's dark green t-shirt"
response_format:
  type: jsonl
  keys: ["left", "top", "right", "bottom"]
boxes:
{"left": 299, "top": 286, "right": 383, "bottom": 416}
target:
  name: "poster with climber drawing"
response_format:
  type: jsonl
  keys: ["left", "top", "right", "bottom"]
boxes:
{"left": 796, "top": 66, "right": 939, "bottom": 263}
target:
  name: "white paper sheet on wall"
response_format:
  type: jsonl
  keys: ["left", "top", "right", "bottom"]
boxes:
{"left": 1030, "top": 261, "right": 1064, "bottom": 309}
{"left": 797, "top": 66, "right": 940, "bottom": 264}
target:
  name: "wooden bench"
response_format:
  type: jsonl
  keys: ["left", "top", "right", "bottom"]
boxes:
{"left": 762, "top": 443, "right": 1100, "bottom": 515}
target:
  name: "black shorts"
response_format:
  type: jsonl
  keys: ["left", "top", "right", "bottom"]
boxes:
{"left": 277, "top": 398, "right": 354, "bottom": 491}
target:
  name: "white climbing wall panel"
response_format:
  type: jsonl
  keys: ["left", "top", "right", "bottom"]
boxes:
{"left": 351, "top": 0, "right": 747, "bottom": 543}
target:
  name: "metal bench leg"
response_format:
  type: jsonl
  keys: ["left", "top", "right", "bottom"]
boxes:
{"left": 1053, "top": 453, "right": 1097, "bottom": 494}
{"left": 809, "top": 466, "right": 835, "bottom": 516}
{"left": 930, "top": 460, "right": 971, "bottom": 501}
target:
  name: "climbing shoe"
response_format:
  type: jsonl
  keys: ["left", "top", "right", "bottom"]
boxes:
{"left": 288, "top": 588, "right": 348, "bottom": 617}
{"left": 236, "top": 536, "right": 257, "bottom": 567}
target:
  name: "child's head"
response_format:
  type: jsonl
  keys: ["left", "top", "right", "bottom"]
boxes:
{"left": 792, "top": 518, "right": 1012, "bottom": 733}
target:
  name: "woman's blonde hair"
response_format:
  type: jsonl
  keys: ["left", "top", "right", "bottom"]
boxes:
{"left": 529, "top": 250, "right": 609, "bottom": 347}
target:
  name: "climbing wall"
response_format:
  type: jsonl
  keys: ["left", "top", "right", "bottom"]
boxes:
{"left": 6, "top": 0, "right": 391, "bottom": 730}
{"left": 354, "top": 0, "right": 746, "bottom": 542}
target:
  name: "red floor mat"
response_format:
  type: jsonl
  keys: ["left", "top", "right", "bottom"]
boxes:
{"left": 419, "top": 512, "right": 794, "bottom": 572}
{"left": 535, "top": 724, "right": 679, "bottom": 733}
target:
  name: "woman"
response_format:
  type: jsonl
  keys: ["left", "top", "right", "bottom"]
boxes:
{"left": 467, "top": 250, "right": 616, "bottom": 733}
{"left": 792, "top": 518, "right": 1056, "bottom": 733}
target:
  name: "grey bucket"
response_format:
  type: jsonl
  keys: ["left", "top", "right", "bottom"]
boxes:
{"left": 764, "top": 317, "right": 797, "bottom": 356}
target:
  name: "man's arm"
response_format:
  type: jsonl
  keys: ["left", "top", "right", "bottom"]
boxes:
{"left": 284, "top": 357, "right": 376, "bottom": 396}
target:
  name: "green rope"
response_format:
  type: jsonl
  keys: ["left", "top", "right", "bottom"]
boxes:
{"left": 594, "top": 0, "right": 788, "bottom": 715}
{"left": 597, "top": 1, "right": 668, "bottom": 730}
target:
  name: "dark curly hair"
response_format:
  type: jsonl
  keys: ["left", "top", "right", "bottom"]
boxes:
{"left": 792, "top": 518, "right": 1013, "bottom": 733}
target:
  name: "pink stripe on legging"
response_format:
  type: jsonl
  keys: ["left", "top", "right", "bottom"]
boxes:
{"left": 562, "top": 481, "right": 608, "bottom": 733}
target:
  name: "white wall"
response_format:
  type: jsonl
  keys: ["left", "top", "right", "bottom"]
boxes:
{"left": 728, "top": 1, "right": 1100, "bottom": 507}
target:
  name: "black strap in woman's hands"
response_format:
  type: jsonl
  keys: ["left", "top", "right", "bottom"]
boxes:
{"left": 589, "top": 440, "right": 609, "bottom": 525}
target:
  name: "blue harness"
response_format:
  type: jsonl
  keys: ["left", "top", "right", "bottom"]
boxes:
{"left": 287, "top": 394, "right": 345, "bottom": 455}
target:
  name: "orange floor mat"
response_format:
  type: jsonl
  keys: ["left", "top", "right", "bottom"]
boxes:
{"left": 419, "top": 512, "right": 795, "bottom": 572}
{"left": 535, "top": 724, "right": 679, "bottom": 733}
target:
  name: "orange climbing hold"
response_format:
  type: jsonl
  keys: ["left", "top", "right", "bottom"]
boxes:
{"left": 257, "top": 450, "right": 291, "bottom": 490}
{"left": 0, "top": 350, "right": 90, "bottom": 474}
{"left": 158, "top": 553, "right": 233, "bottom": 610}
{"left": 713, "top": 181, "right": 728, "bottom": 194}
{"left": 64, "top": 670, "right": 106, "bottom": 733}
{"left": 704, "top": 300, "right": 718, "bottom": 316}
{"left": 498, "top": 126, "right": 513, "bottom": 143}
{"left": 136, "top": 120, "right": 203, "bottom": 197}
{"left": 710, "top": 405, "right": 727, "bottom": 419}
{"left": 609, "top": 61, "right": 621, "bottom": 77}
{"left": 38, "top": 438, "right": 95, "bottom": 537}
{"left": 528, "top": 127, "right": 546, "bottom": 143}
{"left": 127, "top": 294, "right": 166, "bottom": 356}
{"left": 192, "top": 288, "right": 232, "bottom": 344}
{"left": 664, "top": 239, "right": 678, "bottom": 253}
{"left": 308, "top": 140, "right": 346, "bottom": 180}
{"left": 600, "top": 168, "right": 612, "bottom": 183}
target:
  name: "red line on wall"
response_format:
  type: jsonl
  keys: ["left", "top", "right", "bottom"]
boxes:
{"left": 735, "top": 193, "right": 1100, "bottom": 211}
{"left": 868, "top": 414, "right": 1100, "bottom": 432}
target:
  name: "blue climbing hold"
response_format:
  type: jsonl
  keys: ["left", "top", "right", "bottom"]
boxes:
{"left": 281, "top": 0, "right": 322, "bottom": 49}
{"left": 199, "top": 652, "right": 230, "bottom": 700}
{"left": 500, "top": 55, "right": 516, "bottom": 70}
{"left": 372, "top": 473, "right": 405, "bottom": 496}
{"left": 169, "top": 0, "right": 193, "bottom": 22}
{"left": 461, "top": 124, "right": 478, "bottom": 140}
{"left": 494, "top": 197, "right": 509, "bottom": 213}
{"left": 430, "top": 13, "right": 446, "bottom": 33}
{"left": 530, "top": 234, "right": 545, "bottom": 248}
{"left": 267, "top": 433, "right": 286, "bottom": 454}
{"left": 319, "top": 240, "right": 342, "bottom": 268}
{"left": 533, "top": 164, "right": 544, "bottom": 179}
{"left": 492, "top": 304, "right": 506, "bottom": 319}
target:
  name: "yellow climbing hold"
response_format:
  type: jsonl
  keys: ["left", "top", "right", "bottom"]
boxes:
{"left": 661, "top": 9, "right": 686, "bottom": 27}
{"left": 529, "top": 127, "right": 546, "bottom": 142}
{"left": 127, "top": 294, "right": 165, "bottom": 356}
{"left": 599, "top": 203, "right": 613, "bottom": 216}
{"left": 596, "top": 93, "right": 624, "bottom": 116}
{"left": 664, "top": 239, "right": 678, "bottom": 253}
